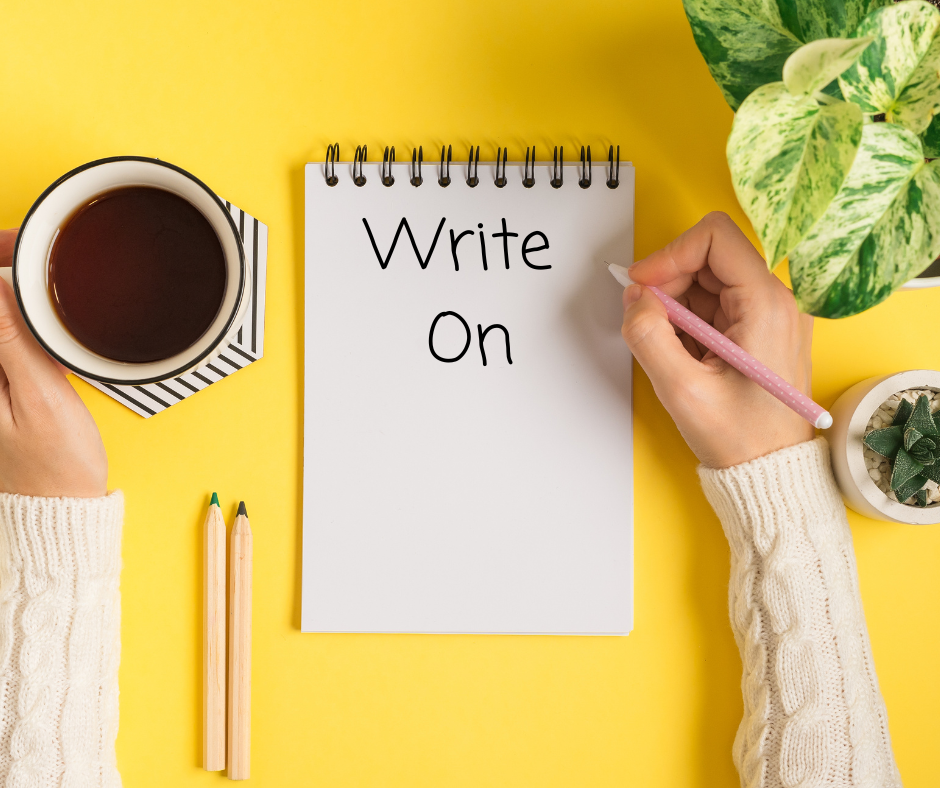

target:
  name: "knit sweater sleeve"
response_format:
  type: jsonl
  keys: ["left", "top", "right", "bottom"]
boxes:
{"left": 0, "top": 492, "right": 123, "bottom": 788}
{"left": 698, "top": 438, "right": 902, "bottom": 788}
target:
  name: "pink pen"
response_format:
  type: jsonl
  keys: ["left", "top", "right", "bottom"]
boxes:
{"left": 608, "top": 263, "right": 832, "bottom": 429}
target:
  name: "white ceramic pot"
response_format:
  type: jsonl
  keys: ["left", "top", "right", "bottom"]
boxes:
{"left": 829, "top": 369, "right": 940, "bottom": 525}
{"left": 0, "top": 156, "right": 248, "bottom": 385}
{"left": 901, "top": 256, "right": 940, "bottom": 290}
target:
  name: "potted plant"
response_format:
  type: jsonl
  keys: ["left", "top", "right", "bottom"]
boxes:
{"left": 829, "top": 370, "right": 940, "bottom": 524}
{"left": 681, "top": 0, "right": 940, "bottom": 317}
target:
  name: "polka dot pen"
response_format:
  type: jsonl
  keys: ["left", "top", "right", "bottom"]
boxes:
{"left": 608, "top": 263, "right": 832, "bottom": 430}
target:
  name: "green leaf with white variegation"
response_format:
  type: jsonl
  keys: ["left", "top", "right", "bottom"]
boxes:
{"left": 680, "top": 0, "right": 802, "bottom": 109}
{"left": 789, "top": 123, "right": 940, "bottom": 317}
{"left": 727, "top": 83, "right": 862, "bottom": 269}
{"left": 783, "top": 37, "right": 874, "bottom": 96}
{"left": 839, "top": 1, "right": 940, "bottom": 133}
{"left": 921, "top": 112, "right": 940, "bottom": 156}
{"left": 680, "top": 0, "right": 892, "bottom": 109}
{"left": 776, "top": 0, "right": 892, "bottom": 42}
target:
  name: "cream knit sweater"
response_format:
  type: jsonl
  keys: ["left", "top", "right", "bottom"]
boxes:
{"left": 0, "top": 492, "right": 123, "bottom": 788}
{"left": 0, "top": 439, "right": 902, "bottom": 787}
{"left": 699, "top": 438, "right": 902, "bottom": 788}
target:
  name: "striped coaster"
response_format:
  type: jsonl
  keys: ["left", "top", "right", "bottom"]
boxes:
{"left": 80, "top": 201, "right": 268, "bottom": 418}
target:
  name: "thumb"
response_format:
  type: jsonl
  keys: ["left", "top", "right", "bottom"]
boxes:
{"left": 621, "top": 285, "right": 702, "bottom": 400}
{"left": 0, "top": 229, "right": 15, "bottom": 267}
{"left": 0, "top": 275, "right": 64, "bottom": 393}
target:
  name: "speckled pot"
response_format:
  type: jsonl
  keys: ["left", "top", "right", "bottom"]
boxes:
{"left": 829, "top": 370, "right": 940, "bottom": 525}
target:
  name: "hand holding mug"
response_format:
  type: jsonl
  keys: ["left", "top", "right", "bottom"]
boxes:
{"left": 0, "top": 228, "right": 107, "bottom": 497}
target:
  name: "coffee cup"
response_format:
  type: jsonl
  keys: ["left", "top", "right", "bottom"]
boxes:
{"left": 0, "top": 156, "right": 249, "bottom": 385}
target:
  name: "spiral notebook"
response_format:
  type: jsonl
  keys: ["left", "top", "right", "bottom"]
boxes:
{"left": 303, "top": 146, "right": 635, "bottom": 635}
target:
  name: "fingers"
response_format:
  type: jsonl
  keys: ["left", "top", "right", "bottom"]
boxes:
{"left": 621, "top": 285, "right": 703, "bottom": 398}
{"left": 629, "top": 212, "right": 770, "bottom": 291}
{"left": 0, "top": 275, "right": 65, "bottom": 396}
{"left": 0, "top": 229, "right": 15, "bottom": 267}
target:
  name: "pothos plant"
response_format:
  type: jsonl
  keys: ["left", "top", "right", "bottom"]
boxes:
{"left": 864, "top": 394, "right": 940, "bottom": 506}
{"left": 682, "top": 0, "right": 940, "bottom": 318}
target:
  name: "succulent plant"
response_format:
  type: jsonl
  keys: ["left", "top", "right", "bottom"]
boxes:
{"left": 864, "top": 395, "right": 940, "bottom": 507}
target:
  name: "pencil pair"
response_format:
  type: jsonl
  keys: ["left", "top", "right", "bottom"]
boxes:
{"left": 204, "top": 494, "right": 253, "bottom": 780}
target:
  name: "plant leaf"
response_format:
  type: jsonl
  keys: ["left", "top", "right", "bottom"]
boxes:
{"left": 864, "top": 425, "right": 903, "bottom": 457}
{"left": 838, "top": 1, "right": 940, "bottom": 134}
{"left": 905, "top": 427, "right": 925, "bottom": 450}
{"left": 727, "top": 83, "right": 862, "bottom": 268}
{"left": 784, "top": 37, "right": 875, "bottom": 96}
{"left": 893, "top": 473, "right": 928, "bottom": 503}
{"left": 933, "top": 409, "right": 940, "bottom": 433}
{"left": 681, "top": 0, "right": 802, "bottom": 109}
{"left": 916, "top": 489, "right": 929, "bottom": 507}
{"left": 894, "top": 398, "right": 914, "bottom": 426}
{"left": 679, "top": 0, "right": 891, "bottom": 110}
{"left": 789, "top": 123, "right": 940, "bottom": 317}
{"left": 908, "top": 394, "right": 939, "bottom": 436}
{"left": 776, "top": 0, "right": 892, "bottom": 43}
{"left": 923, "top": 460, "right": 940, "bottom": 483}
{"left": 922, "top": 113, "right": 940, "bottom": 156}
{"left": 891, "top": 446, "right": 926, "bottom": 489}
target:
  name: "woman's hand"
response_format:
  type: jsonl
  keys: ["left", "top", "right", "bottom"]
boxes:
{"left": 0, "top": 228, "right": 107, "bottom": 497}
{"left": 621, "top": 212, "right": 815, "bottom": 469}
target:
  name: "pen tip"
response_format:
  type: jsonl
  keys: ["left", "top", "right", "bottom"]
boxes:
{"left": 210, "top": 492, "right": 219, "bottom": 507}
{"left": 607, "top": 263, "right": 634, "bottom": 288}
{"left": 237, "top": 501, "right": 247, "bottom": 517}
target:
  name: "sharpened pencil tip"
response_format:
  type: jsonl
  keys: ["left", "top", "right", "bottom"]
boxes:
{"left": 210, "top": 492, "right": 219, "bottom": 507}
{"left": 237, "top": 501, "right": 247, "bottom": 517}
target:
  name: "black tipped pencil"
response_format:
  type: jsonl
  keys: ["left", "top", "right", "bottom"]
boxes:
{"left": 227, "top": 501, "right": 252, "bottom": 780}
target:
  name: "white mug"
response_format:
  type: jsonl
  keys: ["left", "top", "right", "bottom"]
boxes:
{"left": 0, "top": 156, "right": 249, "bottom": 385}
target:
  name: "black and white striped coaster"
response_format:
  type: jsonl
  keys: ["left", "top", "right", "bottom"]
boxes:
{"left": 80, "top": 201, "right": 268, "bottom": 418}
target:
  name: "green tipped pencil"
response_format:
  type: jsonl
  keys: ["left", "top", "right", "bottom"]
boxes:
{"left": 228, "top": 501, "right": 252, "bottom": 780}
{"left": 203, "top": 493, "right": 226, "bottom": 771}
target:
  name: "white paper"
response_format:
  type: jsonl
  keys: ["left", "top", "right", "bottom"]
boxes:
{"left": 303, "top": 159, "right": 634, "bottom": 634}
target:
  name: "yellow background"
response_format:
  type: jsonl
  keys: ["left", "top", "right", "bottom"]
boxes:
{"left": 2, "top": 1, "right": 938, "bottom": 785}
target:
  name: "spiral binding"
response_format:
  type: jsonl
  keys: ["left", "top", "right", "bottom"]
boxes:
{"left": 495, "top": 147, "right": 508, "bottom": 188}
{"left": 439, "top": 145, "right": 452, "bottom": 187}
{"left": 327, "top": 143, "right": 620, "bottom": 188}
{"left": 411, "top": 147, "right": 423, "bottom": 187}
{"left": 353, "top": 145, "right": 367, "bottom": 187}
{"left": 467, "top": 146, "right": 480, "bottom": 188}
{"left": 381, "top": 146, "right": 395, "bottom": 187}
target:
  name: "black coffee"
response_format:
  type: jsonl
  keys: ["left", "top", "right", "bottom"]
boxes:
{"left": 48, "top": 186, "right": 227, "bottom": 363}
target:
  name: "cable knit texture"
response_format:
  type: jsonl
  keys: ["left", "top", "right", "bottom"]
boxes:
{"left": 699, "top": 438, "right": 901, "bottom": 788}
{"left": 0, "top": 492, "right": 122, "bottom": 788}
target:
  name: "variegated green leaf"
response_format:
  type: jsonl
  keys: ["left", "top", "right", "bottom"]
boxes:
{"left": 783, "top": 37, "right": 875, "bottom": 96}
{"left": 681, "top": 0, "right": 891, "bottom": 109}
{"left": 839, "top": 1, "right": 940, "bottom": 133}
{"left": 728, "top": 83, "right": 862, "bottom": 268}
{"left": 776, "top": 0, "right": 891, "bottom": 43}
{"left": 681, "top": 0, "right": 801, "bottom": 109}
{"left": 790, "top": 122, "right": 940, "bottom": 317}
{"left": 921, "top": 112, "right": 940, "bottom": 156}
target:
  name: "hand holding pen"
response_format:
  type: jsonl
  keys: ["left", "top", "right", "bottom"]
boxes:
{"left": 614, "top": 212, "right": 823, "bottom": 469}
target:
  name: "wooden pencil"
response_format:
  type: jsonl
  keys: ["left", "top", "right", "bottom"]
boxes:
{"left": 203, "top": 492, "right": 226, "bottom": 771}
{"left": 227, "top": 501, "right": 252, "bottom": 780}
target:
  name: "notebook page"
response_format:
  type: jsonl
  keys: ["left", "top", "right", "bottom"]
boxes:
{"left": 303, "top": 160, "right": 634, "bottom": 634}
